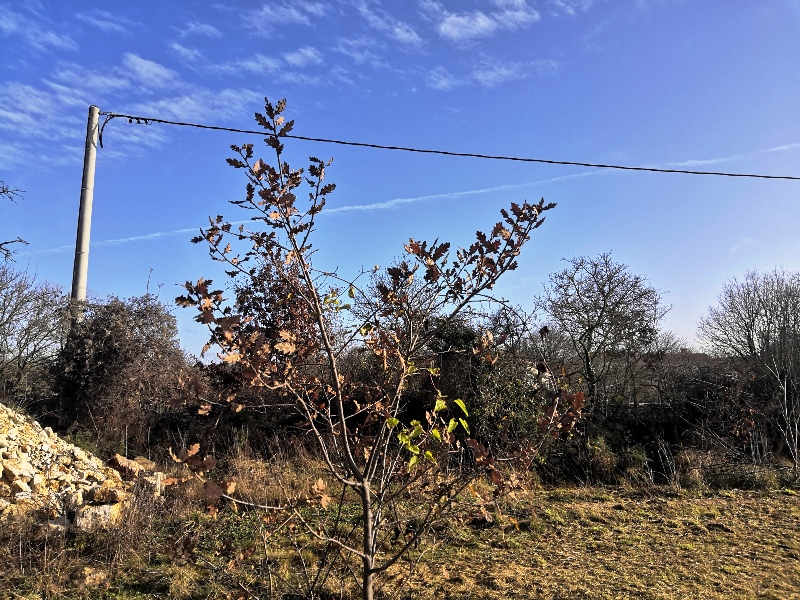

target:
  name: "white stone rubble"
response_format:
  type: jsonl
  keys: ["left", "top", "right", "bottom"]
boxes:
{"left": 0, "top": 402, "right": 162, "bottom": 530}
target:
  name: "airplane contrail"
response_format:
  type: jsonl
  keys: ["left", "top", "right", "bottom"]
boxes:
{"left": 666, "top": 140, "right": 800, "bottom": 168}
{"left": 33, "top": 170, "right": 597, "bottom": 254}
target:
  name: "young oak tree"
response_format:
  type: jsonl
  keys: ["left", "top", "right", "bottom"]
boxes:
{"left": 177, "top": 98, "right": 558, "bottom": 600}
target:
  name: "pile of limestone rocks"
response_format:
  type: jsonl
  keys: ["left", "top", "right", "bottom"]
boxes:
{"left": 0, "top": 401, "right": 166, "bottom": 531}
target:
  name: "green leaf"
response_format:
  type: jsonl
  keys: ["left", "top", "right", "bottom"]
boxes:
{"left": 434, "top": 398, "right": 447, "bottom": 413}
{"left": 407, "top": 443, "right": 420, "bottom": 455}
{"left": 387, "top": 417, "right": 399, "bottom": 429}
{"left": 408, "top": 455, "right": 419, "bottom": 469}
{"left": 397, "top": 432, "right": 409, "bottom": 445}
{"left": 410, "top": 424, "right": 424, "bottom": 439}
{"left": 454, "top": 399, "right": 469, "bottom": 417}
{"left": 424, "top": 450, "right": 436, "bottom": 463}
{"left": 447, "top": 418, "right": 458, "bottom": 433}
{"left": 459, "top": 418, "right": 470, "bottom": 434}
{"left": 430, "top": 428, "right": 441, "bottom": 442}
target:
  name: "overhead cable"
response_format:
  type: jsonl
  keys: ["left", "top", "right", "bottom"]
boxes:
{"left": 98, "top": 111, "right": 800, "bottom": 181}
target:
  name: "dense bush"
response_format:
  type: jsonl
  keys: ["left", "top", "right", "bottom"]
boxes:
{"left": 53, "top": 294, "right": 191, "bottom": 456}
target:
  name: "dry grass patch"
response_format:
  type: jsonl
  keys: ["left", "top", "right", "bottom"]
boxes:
{"left": 391, "top": 486, "right": 800, "bottom": 600}
{"left": 2, "top": 449, "right": 797, "bottom": 600}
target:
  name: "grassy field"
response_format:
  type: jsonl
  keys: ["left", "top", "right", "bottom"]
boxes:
{"left": 2, "top": 468, "right": 798, "bottom": 599}
{"left": 388, "top": 486, "right": 800, "bottom": 600}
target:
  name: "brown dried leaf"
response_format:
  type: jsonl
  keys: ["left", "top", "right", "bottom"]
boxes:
{"left": 186, "top": 443, "right": 201, "bottom": 458}
{"left": 274, "top": 341, "right": 296, "bottom": 354}
{"left": 110, "top": 454, "right": 142, "bottom": 479}
{"left": 465, "top": 438, "right": 487, "bottom": 461}
{"left": 201, "top": 455, "right": 218, "bottom": 472}
{"left": 204, "top": 481, "right": 224, "bottom": 507}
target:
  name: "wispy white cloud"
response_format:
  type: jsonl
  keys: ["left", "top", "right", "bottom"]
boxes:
{"left": 0, "top": 73, "right": 171, "bottom": 159}
{"left": 1, "top": 46, "right": 260, "bottom": 161}
{"left": 102, "top": 122, "right": 170, "bottom": 152}
{"left": 212, "top": 54, "right": 283, "bottom": 76}
{"left": 127, "top": 88, "right": 263, "bottom": 123}
{"left": 490, "top": 0, "right": 541, "bottom": 28}
{"left": 440, "top": 12, "right": 498, "bottom": 42}
{"left": 123, "top": 54, "right": 180, "bottom": 89}
{"left": 0, "top": 5, "right": 77, "bottom": 51}
{"left": 0, "top": 82, "right": 83, "bottom": 139}
{"left": 334, "top": 37, "right": 387, "bottom": 68}
{"left": 422, "top": 0, "right": 540, "bottom": 43}
{"left": 52, "top": 63, "right": 132, "bottom": 95}
{"left": 76, "top": 10, "right": 137, "bottom": 34}
{"left": 472, "top": 58, "right": 558, "bottom": 86}
{"left": 356, "top": 1, "right": 422, "bottom": 46}
{"left": 51, "top": 55, "right": 180, "bottom": 99}
{"left": 180, "top": 21, "right": 223, "bottom": 38}
{"left": 170, "top": 42, "right": 204, "bottom": 64}
{"left": 390, "top": 22, "right": 423, "bottom": 45}
{"left": 283, "top": 47, "right": 323, "bottom": 68}
{"left": 187, "top": 48, "right": 333, "bottom": 86}
{"left": 427, "top": 57, "right": 557, "bottom": 90}
{"left": 548, "top": 0, "right": 599, "bottom": 16}
{"left": 247, "top": 1, "right": 326, "bottom": 29}
{"left": 0, "top": 142, "right": 33, "bottom": 169}
{"left": 427, "top": 66, "right": 463, "bottom": 91}
{"left": 43, "top": 82, "right": 92, "bottom": 108}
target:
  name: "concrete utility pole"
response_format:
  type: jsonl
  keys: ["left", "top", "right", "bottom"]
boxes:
{"left": 71, "top": 105, "right": 100, "bottom": 301}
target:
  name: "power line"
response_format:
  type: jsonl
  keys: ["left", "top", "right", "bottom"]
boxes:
{"left": 98, "top": 111, "right": 800, "bottom": 181}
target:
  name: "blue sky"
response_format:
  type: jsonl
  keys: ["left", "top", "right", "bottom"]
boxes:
{"left": 2, "top": 0, "right": 800, "bottom": 354}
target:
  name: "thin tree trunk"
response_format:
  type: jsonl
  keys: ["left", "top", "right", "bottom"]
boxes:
{"left": 361, "top": 483, "right": 374, "bottom": 600}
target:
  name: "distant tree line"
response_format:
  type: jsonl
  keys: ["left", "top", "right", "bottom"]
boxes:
{"left": 0, "top": 180, "right": 797, "bottom": 487}
{"left": 1, "top": 254, "right": 796, "bottom": 488}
